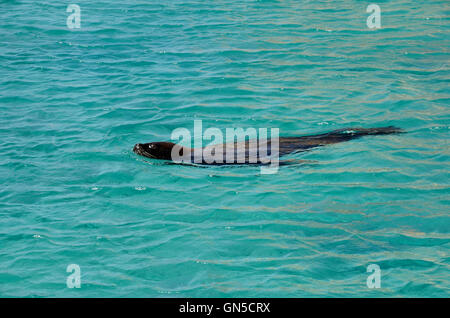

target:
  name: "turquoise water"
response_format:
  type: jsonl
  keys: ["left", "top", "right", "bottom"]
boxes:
{"left": 1, "top": 0, "right": 449, "bottom": 297}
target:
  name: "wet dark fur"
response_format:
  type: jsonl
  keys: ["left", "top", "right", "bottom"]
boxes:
{"left": 133, "top": 126, "right": 403, "bottom": 165}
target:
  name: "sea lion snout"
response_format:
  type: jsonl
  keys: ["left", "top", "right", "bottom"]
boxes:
{"left": 133, "top": 142, "right": 160, "bottom": 159}
{"left": 133, "top": 143, "right": 144, "bottom": 155}
{"left": 133, "top": 141, "right": 177, "bottom": 160}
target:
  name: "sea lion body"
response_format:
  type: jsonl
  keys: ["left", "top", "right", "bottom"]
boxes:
{"left": 133, "top": 126, "right": 402, "bottom": 165}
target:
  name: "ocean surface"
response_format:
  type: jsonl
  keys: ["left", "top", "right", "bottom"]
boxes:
{"left": 0, "top": 0, "right": 449, "bottom": 297}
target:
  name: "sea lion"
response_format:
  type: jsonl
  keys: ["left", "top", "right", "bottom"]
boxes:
{"left": 133, "top": 126, "right": 402, "bottom": 165}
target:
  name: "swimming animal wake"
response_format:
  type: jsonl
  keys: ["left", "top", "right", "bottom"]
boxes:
{"left": 133, "top": 126, "right": 403, "bottom": 165}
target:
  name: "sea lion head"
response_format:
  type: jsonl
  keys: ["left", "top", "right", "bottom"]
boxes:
{"left": 133, "top": 142, "right": 176, "bottom": 160}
